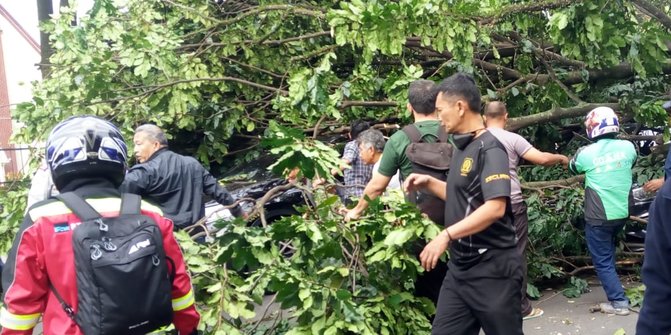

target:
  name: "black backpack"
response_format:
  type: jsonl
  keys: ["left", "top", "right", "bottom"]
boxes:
{"left": 52, "top": 192, "right": 174, "bottom": 335}
{"left": 402, "top": 124, "right": 453, "bottom": 225}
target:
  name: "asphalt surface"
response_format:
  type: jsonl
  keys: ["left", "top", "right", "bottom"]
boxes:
{"left": 523, "top": 284, "right": 638, "bottom": 335}
{"left": 251, "top": 281, "right": 640, "bottom": 335}
{"left": 27, "top": 282, "right": 641, "bottom": 334}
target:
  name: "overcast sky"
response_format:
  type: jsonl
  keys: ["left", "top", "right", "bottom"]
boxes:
{"left": 0, "top": 0, "right": 94, "bottom": 42}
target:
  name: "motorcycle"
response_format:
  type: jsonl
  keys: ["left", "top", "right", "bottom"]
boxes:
{"left": 623, "top": 184, "right": 656, "bottom": 252}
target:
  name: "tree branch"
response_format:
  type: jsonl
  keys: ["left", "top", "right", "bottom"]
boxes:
{"left": 521, "top": 175, "right": 585, "bottom": 189}
{"left": 214, "top": 5, "right": 325, "bottom": 26}
{"left": 480, "top": 0, "right": 578, "bottom": 25}
{"left": 262, "top": 31, "right": 331, "bottom": 46}
{"left": 87, "top": 77, "right": 288, "bottom": 107}
{"left": 631, "top": 0, "right": 671, "bottom": 31}
{"left": 537, "top": 56, "right": 584, "bottom": 104}
{"left": 475, "top": 59, "right": 671, "bottom": 86}
{"left": 507, "top": 103, "right": 619, "bottom": 131}
{"left": 221, "top": 57, "right": 284, "bottom": 79}
{"left": 340, "top": 101, "right": 398, "bottom": 109}
{"left": 507, "top": 31, "right": 586, "bottom": 69}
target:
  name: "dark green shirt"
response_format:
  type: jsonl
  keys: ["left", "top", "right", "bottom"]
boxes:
{"left": 377, "top": 120, "right": 441, "bottom": 180}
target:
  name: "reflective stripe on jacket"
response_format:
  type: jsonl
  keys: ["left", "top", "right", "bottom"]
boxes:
{"left": 1, "top": 185, "right": 199, "bottom": 335}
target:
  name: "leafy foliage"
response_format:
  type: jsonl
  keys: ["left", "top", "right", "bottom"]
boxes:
{"left": 179, "top": 191, "right": 439, "bottom": 334}
{"left": 0, "top": 183, "right": 29, "bottom": 253}
{"left": 625, "top": 284, "right": 646, "bottom": 308}
{"left": 4, "top": 0, "right": 671, "bottom": 332}
{"left": 562, "top": 276, "right": 590, "bottom": 298}
{"left": 262, "top": 121, "right": 342, "bottom": 180}
{"left": 13, "top": 0, "right": 670, "bottom": 160}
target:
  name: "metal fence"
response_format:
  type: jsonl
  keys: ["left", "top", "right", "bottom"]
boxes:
{"left": 0, "top": 146, "right": 39, "bottom": 185}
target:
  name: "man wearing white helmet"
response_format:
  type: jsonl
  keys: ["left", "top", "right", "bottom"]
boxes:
{"left": 568, "top": 106, "right": 637, "bottom": 316}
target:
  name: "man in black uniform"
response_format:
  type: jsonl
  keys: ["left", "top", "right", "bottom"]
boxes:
{"left": 120, "top": 124, "right": 245, "bottom": 231}
{"left": 405, "top": 73, "right": 522, "bottom": 335}
{"left": 636, "top": 97, "right": 671, "bottom": 335}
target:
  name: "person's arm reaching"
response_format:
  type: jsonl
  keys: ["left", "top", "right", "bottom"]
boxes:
{"left": 568, "top": 147, "right": 586, "bottom": 175}
{"left": 202, "top": 169, "right": 244, "bottom": 218}
{"left": 522, "top": 148, "right": 569, "bottom": 167}
{"left": 644, "top": 178, "right": 664, "bottom": 193}
{"left": 403, "top": 173, "right": 447, "bottom": 201}
{"left": 119, "top": 166, "right": 150, "bottom": 194}
{"left": 344, "top": 172, "right": 391, "bottom": 221}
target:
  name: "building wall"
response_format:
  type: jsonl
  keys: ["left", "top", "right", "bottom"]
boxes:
{"left": 0, "top": 3, "right": 42, "bottom": 181}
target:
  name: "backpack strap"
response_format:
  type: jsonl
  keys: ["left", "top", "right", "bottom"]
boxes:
{"left": 401, "top": 124, "right": 423, "bottom": 143}
{"left": 402, "top": 124, "right": 446, "bottom": 143}
{"left": 120, "top": 193, "right": 142, "bottom": 215}
{"left": 49, "top": 283, "right": 77, "bottom": 322}
{"left": 436, "top": 126, "right": 450, "bottom": 143}
{"left": 55, "top": 192, "right": 102, "bottom": 222}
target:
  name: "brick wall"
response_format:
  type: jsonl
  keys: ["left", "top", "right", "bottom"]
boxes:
{"left": 0, "top": 30, "right": 17, "bottom": 178}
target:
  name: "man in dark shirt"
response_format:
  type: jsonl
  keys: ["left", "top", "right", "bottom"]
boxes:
{"left": 120, "top": 124, "right": 245, "bottom": 230}
{"left": 636, "top": 99, "right": 671, "bottom": 335}
{"left": 405, "top": 73, "right": 522, "bottom": 334}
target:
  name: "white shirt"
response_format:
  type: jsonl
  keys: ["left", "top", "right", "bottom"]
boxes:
{"left": 373, "top": 157, "right": 401, "bottom": 191}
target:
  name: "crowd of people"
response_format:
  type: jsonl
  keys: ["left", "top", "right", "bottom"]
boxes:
{"left": 1, "top": 72, "right": 670, "bottom": 335}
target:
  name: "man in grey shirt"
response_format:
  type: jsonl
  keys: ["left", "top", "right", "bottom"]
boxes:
{"left": 484, "top": 101, "right": 569, "bottom": 320}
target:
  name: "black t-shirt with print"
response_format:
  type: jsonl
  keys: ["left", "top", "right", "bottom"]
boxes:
{"left": 445, "top": 131, "right": 516, "bottom": 270}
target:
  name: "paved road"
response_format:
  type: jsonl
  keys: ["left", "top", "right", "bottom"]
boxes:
{"left": 27, "top": 283, "right": 640, "bottom": 334}
{"left": 523, "top": 285, "right": 638, "bottom": 335}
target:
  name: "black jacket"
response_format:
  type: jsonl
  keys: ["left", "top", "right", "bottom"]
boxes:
{"left": 119, "top": 148, "right": 242, "bottom": 229}
{"left": 636, "top": 178, "right": 671, "bottom": 334}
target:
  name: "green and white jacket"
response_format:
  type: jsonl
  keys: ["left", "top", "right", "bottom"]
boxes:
{"left": 569, "top": 138, "right": 637, "bottom": 222}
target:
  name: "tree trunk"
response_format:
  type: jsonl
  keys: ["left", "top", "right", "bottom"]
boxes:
{"left": 36, "top": 0, "right": 53, "bottom": 78}
{"left": 506, "top": 103, "right": 619, "bottom": 131}
{"left": 521, "top": 175, "right": 585, "bottom": 189}
{"left": 631, "top": 0, "right": 671, "bottom": 31}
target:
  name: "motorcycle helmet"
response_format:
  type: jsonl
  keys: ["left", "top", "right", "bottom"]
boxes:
{"left": 46, "top": 115, "right": 127, "bottom": 190}
{"left": 584, "top": 106, "right": 619, "bottom": 140}
{"left": 663, "top": 99, "right": 671, "bottom": 114}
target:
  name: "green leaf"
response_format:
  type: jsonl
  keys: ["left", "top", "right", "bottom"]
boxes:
{"left": 384, "top": 228, "right": 413, "bottom": 246}
{"left": 336, "top": 289, "right": 352, "bottom": 300}
{"left": 555, "top": 13, "right": 569, "bottom": 30}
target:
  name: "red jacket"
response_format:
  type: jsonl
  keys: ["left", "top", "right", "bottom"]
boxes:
{"left": 1, "top": 185, "right": 200, "bottom": 334}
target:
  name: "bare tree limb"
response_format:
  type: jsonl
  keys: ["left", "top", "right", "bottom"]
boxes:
{"left": 631, "top": 0, "right": 671, "bottom": 31}
{"left": 568, "top": 259, "right": 641, "bottom": 276}
{"left": 507, "top": 103, "right": 619, "bottom": 131}
{"left": 521, "top": 175, "right": 585, "bottom": 189}
{"left": 340, "top": 101, "right": 399, "bottom": 109}
{"left": 253, "top": 183, "right": 295, "bottom": 228}
{"left": 262, "top": 31, "right": 332, "bottom": 46}
{"left": 480, "top": 0, "right": 578, "bottom": 25}
{"left": 537, "top": 56, "right": 584, "bottom": 104}
{"left": 475, "top": 59, "right": 671, "bottom": 86}
{"left": 221, "top": 57, "right": 285, "bottom": 79}
{"left": 36, "top": 0, "right": 54, "bottom": 78}
{"left": 313, "top": 114, "right": 327, "bottom": 139}
{"left": 214, "top": 5, "right": 325, "bottom": 26}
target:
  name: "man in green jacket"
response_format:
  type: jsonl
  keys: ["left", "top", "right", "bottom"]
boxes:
{"left": 569, "top": 106, "right": 637, "bottom": 316}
